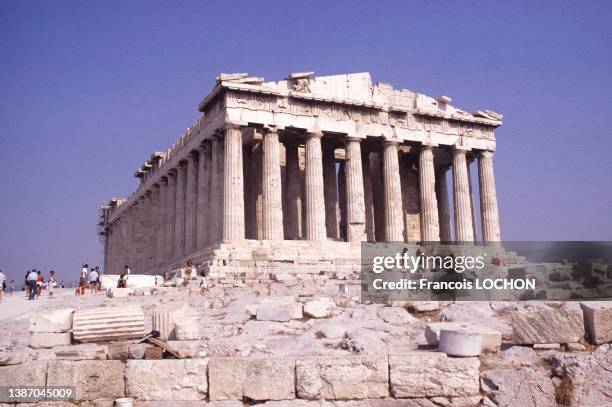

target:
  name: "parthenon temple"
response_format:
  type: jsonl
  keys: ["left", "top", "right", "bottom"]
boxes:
{"left": 99, "top": 72, "right": 502, "bottom": 277}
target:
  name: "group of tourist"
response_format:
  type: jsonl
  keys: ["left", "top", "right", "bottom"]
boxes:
{"left": 76, "top": 264, "right": 104, "bottom": 295}
{"left": 23, "top": 269, "right": 61, "bottom": 300}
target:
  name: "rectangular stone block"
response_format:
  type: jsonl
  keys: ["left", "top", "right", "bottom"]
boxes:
{"left": 208, "top": 357, "right": 295, "bottom": 401}
{"left": 512, "top": 308, "right": 584, "bottom": 344}
{"left": 296, "top": 356, "right": 388, "bottom": 400}
{"left": 29, "top": 308, "right": 74, "bottom": 333}
{"left": 125, "top": 359, "right": 208, "bottom": 400}
{"left": 30, "top": 332, "right": 72, "bottom": 348}
{"left": 581, "top": 302, "right": 612, "bottom": 344}
{"left": 47, "top": 360, "right": 125, "bottom": 400}
{"left": 389, "top": 353, "right": 480, "bottom": 397}
{"left": 0, "top": 361, "right": 47, "bottom": 387}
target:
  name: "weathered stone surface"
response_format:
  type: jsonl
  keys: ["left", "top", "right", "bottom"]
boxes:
{"left": 208, "top": 357, "right": 295, "bottom": 400}
{"left": 262, "top": 399, "right": 481, "bottom": 407}
{"left": 304, "top": 298, "right": 333, "bottom": 319}
{"left": 581, "top": 301, "right": 612, "bottom": 344}
{"left": 389, "top": 352, "right": 480, "bottom": 397}
{"left": 0, "top": 361, "right": 47, "bottom": 386}
{"left": 480, "top": 368, "right": 557, "bottom": 407}
{"left": 152, "top": 303, "right": 187, "bottom": 340}
{"left": 54, "top": 344, "right": 107, "bottom": 360}
{"left": 296, "top": 356, "right": 388, "bottom": 400}
{"left": 125, "top": 359, "right": 208, "bottom": 400}
{"left": 439, "top": 329, "right": 481, "bottom": 357}
{"left": 257, "top": 305, "right": 291, "bottom": 322}
{"left": 175, "top": 317, "right": 201, "bottom": 340}
{"left": 47, "top": 360, "right": 125, "bottom": 400}
{"left": 107, "top": 342, "right": 130, "bottom": 360}
{"left": 30, "top": 332, "right": 72, "bottom": 348}
{"left": 512, "top": 308, "right": 584, "bottom": 344}
{"left": 378, "top": 307, "right": 416, "bottom": 325}
{"left": 106, "top": 287, "right": 133, "bottom": 298}
{"left": 552, "top": 344, "right": 612, "bottom": 406}
{"left": 407, "top": 301, "right": 440, "bottom": 312}
{"left": 100, "top": 274, "right": 162, "bottom": 289}
{"left": 425, "top": 322, "right": 501, "bottom": 352}
{"left": 73, "top": 305, "right": 145, "bottom": 343}
{"left": 129, "top": 343, "right": 153, "bottom": 359}
{"left": 29, "top": 308, "right": 74, "bottom": 333}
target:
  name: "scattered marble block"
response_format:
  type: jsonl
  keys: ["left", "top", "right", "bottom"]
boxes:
{"left": 125, "top": 359, "right": 208, "bottom": 400}
{"left": 47, "top": 360, "right": 125, "bottom": 401}
{"left": 29, "top": 308, "right": 74, "bottom": 333}
{"left": 425, "top": 322, "right": 502, "bottom": 352}
{"left": 0, "top": 361, "right": 47, "bottom": 387}
{"left": 107, "top": 342, "right": 130, "bottom": 360}
{"left": 30, "top": 332, "right": 72, "bottom": 348}
{"left": 256, "top": 304, "right": 303, "bottom": 322}
{"left": 296, "top": 356, "right": 388, "bottom": 400}
{"left": 152, "top": 303, "right": 187, "bottom": 340}
{"left": 581, "top": 302, "right": 612, "bottom": 344}
{"left": 439, "top": 329, "right": 482, "bottom": 357}
{"left": 174, "top": 317, "right": 201, "bottom": 340}
{"left": 408, "top": 301, "right": 440, "bottom": 312}
{"left": 54, "top": 345, "right": 107, "bottom": 360}
{"left": 73, "top": 306, "right": 145, "bottom": 343}
{"left": 100, "top": 274, "right": 163, "bottom": 290}
{"left": 303, "top": 298, "right": 333, "bottom": 319}
{"left": 106, "top": 287, "right": 133, "bottom": 298}
{"left": 512, "top": 308, "right": 584, "bottom": 344}
{"left": 533, "top": 343, "right": 561, "bottom": 350}
{"left": 389, "top": 352, "right": 480, "bottom": 397}
{"left": 208, "top": 357, "right": 295, "bottom": 401}
{"left": 379, "top": 307, "right": 416, "bottom": 325}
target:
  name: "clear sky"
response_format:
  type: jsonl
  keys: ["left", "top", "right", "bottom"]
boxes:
{"left": 1, "top": 1, "right": 611, "bottom": 283}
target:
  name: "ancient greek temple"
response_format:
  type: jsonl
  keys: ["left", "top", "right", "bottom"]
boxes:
{"left": 99, "top": 72, "right": 502, "bottom": 277}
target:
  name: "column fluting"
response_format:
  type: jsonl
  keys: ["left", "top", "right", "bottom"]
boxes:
{"left": 345, "top": 137, "right": 366, "bottom": 242}
{"left": 419, "top": 145, "right": 440, "bottom": 242}
{"left": 383, "top": 141, "right": 404, "bottom": 241}
{"left": 478, "top": 150, "right": 502, "bottom": 245}
{"left": 304, "top": 132, "right": 326, "bottom": 241}
{"left": 222, "top": 126, "right": 245, "bottom": 241}
{"left": 453, "top": 149, "right": 475, "bottom": 243}
{"left": 261, "top": 129, "right": 284, "bottom": 240}
{"left": 436, "top": 167, "right": 453, "bottom": 243}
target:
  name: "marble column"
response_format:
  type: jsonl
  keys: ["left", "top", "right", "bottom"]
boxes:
{"left": 419, "top": 145, "right": 440, "bottom": 242}
{"left": 453, "top": 149, "right": 474, "bottom": 243}
{"left": 249, "top": 141, "right": 264, "bottom": 240}
{"left": 174, "top": 161, "right": 187, "bottom": 258}
{"left": 261, "top": 128, "right": 284, "bottom": 240}
{"left": 383, "top": 141, "right": 404, "bottom": 242}
{"left": 184, "top": 151, "right": 198, "bottom": 254}
{"left": 338, "top": 162, "right": 347, "bottom": 240}
{"left": 322, "top": 142, "right": 340, "bottom": 239}
{"left": 145, "top": 190, "right": 156, "bottom": 270}
{"left": 304, "top": 132, "right": 326, "bottom": 241}
{"left": 345, "top": 137, "right": 366, "bottom": 242}
{"left": 284, "top": 141, "right": 302, "bottom": 239}
{"left": 467, "top": 157, "right": 478, "bottom": 242}
{"left": 478, "top": 150, "right": 501, "bottom": 245}
{"left": 196, "top": 142, "right": 211, "bottom": 249}
{"left": 436, "top": 167, "right": 453, "bottom": 243}
{"left": 156, "top": 179, "right": 167, "bottom": 266}
{"left": 165, "top": 171, "right": 177, "bottom": 260}
{"left": 222, "top": 126, "right": 245, "bottom": 241}
{"left": 210, "top": 134, "right": 224, "bottom": 243}
{"left": 362, "top": 148, "right": 376, "bottom": 242}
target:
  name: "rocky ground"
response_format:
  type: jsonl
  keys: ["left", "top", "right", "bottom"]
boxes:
{"left": 0, "top": 276, "right": 611, "bottom": 406}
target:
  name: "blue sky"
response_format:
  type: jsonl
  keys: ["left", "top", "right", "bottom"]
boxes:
{"left": 1, "top": 1, "right": 611, "bottom": 283}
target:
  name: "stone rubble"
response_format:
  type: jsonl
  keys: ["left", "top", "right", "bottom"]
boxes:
{"left": 512, "top": 307, "right": 585, "bottom": 345}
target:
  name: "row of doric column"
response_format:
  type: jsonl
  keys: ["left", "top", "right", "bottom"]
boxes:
{"left": 105, "top": 126, "right": 502, "bottom": 273}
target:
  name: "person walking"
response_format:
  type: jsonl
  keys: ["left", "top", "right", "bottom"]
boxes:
{"left": 9, "top": 280, "right": 15, "bottom": 295}
{"left": 0, "top": 270, "right": 6, "bottom": 301}
{"left": 48, "top": 271, "right": 57, "bottom": 298}
{"left": 24, "top": 271, "right": 30, "bottom": 298}
{"left": 94, "top": 266, "right": 102, "bottom": 291}
{"left": 36, "top": 270, "right": 44, "bottom": 298}
{"left": 27, "top": 269, "right": 38, "bottom": 300}
{"left": 88, "top": 268, "right": 99, "bottom": 294}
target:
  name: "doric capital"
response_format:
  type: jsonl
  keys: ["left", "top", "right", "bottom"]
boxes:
{"left": 262, "top": 125, "right": 278, "bottom": 135}
{"left": 384, "top": 140, "right": 400, "bottom": 147}
{"left": 223, "top": 122, "right": 243, "bottom": 132}
{"left": 480, "top": 150, "right": 495, "bottom": 159}
{"left": 346, "top": 136, "right": 363, "bottom": 143}
{"left": 307, "top": 131, "right": 323, "bottom": 139}
{"left": 453, "top": 148, "right": 468, "bottom": 155}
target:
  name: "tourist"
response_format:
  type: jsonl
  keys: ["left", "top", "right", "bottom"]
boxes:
{"left": 48, "top": 271, "right": 56, "bottom": 298}
{"left": 36, "top": 270, "right": 44, "bottom": 298}
{"left": 118, "top": 265, "right": 129, "bottom": 288}
{"left": 0, "top": 270, "right": 6, "bottom": 300}
{"left": 199, "top": 274, "right": 209, "bottom": 296}
{"left": 88, "top": 268, "right": 99, "bottom": 294}
{"left": 24, "top": 271, "right": 30, "bottom": 298}
{"left": 60, "top": 280, "right": 65, "bottom": 289}
{"left": 9, "top": 280, "right": 15, "bottom": 295}
{"left": 185, "top": 260, "right": 193, "bottom": 280}
{"left": 79, "top": 264, "right": 88, "bottom": 293}
{"left": 27, "top": 269, "right": 37, "bottom": 300}
{"left": 94, "top": 266, "right": 102, "bottom": 291}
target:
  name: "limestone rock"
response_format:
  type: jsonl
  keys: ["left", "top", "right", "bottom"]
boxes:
{"left": 0, "top": 361, "right": 47, "bottom": 387}
{"left": 257, "top": 305, "right": 292, "bottom": 322}
{"left": 47, "top": 360, "right": 125, "bottom": 400}
{"left": 125, "top": 359, "right": 208, "bottom": 400}
{"left": 304, "top": 298, "right": 333, "bottom": 319}
{"left": 425, "top": 322, "right": 501, "bottom": 352}
{"left": 208, "top": 357, "right": 295, "bottom": 400}
{"left": 30, "top": 332, "right": 72, "bottom": 348}
{"left": 73, "top": 305, "right": 145, "bottom": 343}
{"left": 407, "top": 301, "right": 440, "bottom": 312}
{"left": 345, "top": 328, "right": 387, "bottom": 354}
{"left": 552, "top": 344, "right": 612, "bottom": 406}
{"left": 480, "top": 368, "right": 557, "bottom": 407}
{"left": 175, "top": 317, "right": 202, "bottom": 340}
{"left": 512, "top": 308, "right": 584, "bottom": 344}
{"left": 389, "top": 352, "right": 480, "bottom": 397}
{"left": 581, "top": 301, "right": 612, "bottom": 344}
{"left": 379, "top": 307, "right": 416, "bottom": 325}
{"left": 296, "top": 355, "right": 388, "bottom": 400}
{"left": 54, "top": 344, "right": 107, "bottom": 360}
{"left": 29, "top": 308, "right": 74, "bottom": 333}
